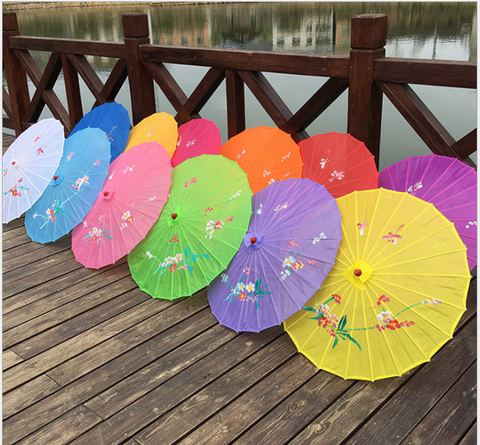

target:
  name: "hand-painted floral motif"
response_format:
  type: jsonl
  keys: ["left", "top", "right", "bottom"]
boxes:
{"left": 204, "top": 207, "right": 213, "bottom": 216}
{"left": 206, "top": 219, "right": 232, "bottom": 239}
{"left": 123, "top": 165, "right": 134, "bottom": 174}
{"left": 357, "top": 221, "right": 369, "bottom": 236}
{"left": 34, "top": 135, "right": 42, "bottom": 143}
{"left": 328, "top": 170, "right": 345, "bottom": 182}
{"left": 313, "top": 233, "right": 327, "bottom": 244}
{"left": 93, "top": 160, "right": 101, "bottom": 166}
{"left": 383, "top": 225, "right": 404, "bottom": 244}
{"left": 286, "top": 240, "right": 298, "bottom": 249}
{"left": 320, "top": 158, "right": 329, "bottom": 169}
{"left": 223, "top": 271, "right": 271, "bottom": 310}
{"left": 304, "top": 292, "right": 444, "bottom": 351}
{"left": 146, "top": 246, "right": 210, "bottom": 276}
{"left": 67, "top": 152, "right": 75, "bottom": 161}
{"left": 236, "top": 149, "right": 246, "bottom": 159}
{"left": 228, "top": 190, "right": 243, "bottom": 201}
{"left": 274, "top": 202, "right": 288, "bottom": 212}
{"left": 263, "top": 170, "right": 271, "bottom": 178}
{"left": 32, "top": 199, "right": 66, "bottom": 227}
{"left": 72, "top": 175, "right": 90, "bottom": 191}
{"left": 83, "top": 225, "right": 112, "bottom": 245}
{"left": 407, "top": 181, "right": 423, "bottom": 195}
{"left": 280, "top": 255, "right": 305, "bottom": 281}
{"left": 37, "top": 147, "right": 44, "bottom": 155}
{"left": 256, "top": 203, "right": 263, "bottom": 215}
{"left": 106, "top": 126, "right": 117, "bottom": 143}
{"left": 466, "top": 221, "right": 477, "bottom": 229}
{"left": 184, "top": 177, "right": 197, "bottom": 188}
{"left": 281, "top": 152, "right": 291, "bottom": 162}
{"left": 169, "top": 234, "right": 179, "bottom": 244}
{"left": 122, "top": 211, "right": 134, "bottom": 223}
{"left": 4, "top": 180, "right": 33, "bottom": 197}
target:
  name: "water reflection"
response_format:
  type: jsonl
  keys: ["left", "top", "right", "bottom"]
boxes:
{"left": 4, "top": 2, "right": 477, "bottom": 168}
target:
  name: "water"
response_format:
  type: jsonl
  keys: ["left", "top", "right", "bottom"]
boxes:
{"left": 4, "top": 2, "right": 477, "bottom": 169}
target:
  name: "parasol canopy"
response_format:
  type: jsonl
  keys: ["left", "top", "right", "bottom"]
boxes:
{"left": 71, "top": 142, "right": 172, "bottom": 269}
{"left": 221, "top": 126, "right": 303, "bottom": 194}
{"left": 25, "top": 128, "right": 111, "bottom": 243}
{"left": 69, "top": 102, "right": 130, "bottom": 162}
{"left": 128, "top": 154, "right": 252, "bottom": 300}
{"left": 379, "top": 154, "right": 477, "bottom": 271}
{"left": 124, "top": 112, "right": 178, "bottom": 157}
{"left": 284, "top": 188, "right": 470, "bottom": 381}
{"left": 171, "top": 118, "right": 222, "bottom": 167}
{"left": 3, "top": 119, "right": 65, "bottom": 223}
{"left": 298, "top": 132, "right": 378, "bottom": 198}
{"left": 208, "top": 178, "right": 342, "bottom": 332}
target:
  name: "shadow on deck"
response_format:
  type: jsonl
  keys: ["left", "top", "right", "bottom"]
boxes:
{"left": 2, "top": 133, "right": 477, "bottom": 445}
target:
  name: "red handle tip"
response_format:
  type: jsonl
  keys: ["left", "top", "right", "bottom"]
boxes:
{"left": 103, "top": 191, "right": 109, "bottom": 197}
{"left": 53, "top": 175, "right": 58, "bottom": 180}
{"left": 354, "top": 269, "right": 362, "bottom": 277}
{"left": 171, "top": 213, "right": 178, "bottom": 220}
{"left": 250, "top": 237, "right": 257, "bottom": 244}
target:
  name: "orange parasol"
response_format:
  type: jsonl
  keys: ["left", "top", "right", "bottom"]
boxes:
{"left": 221, "top": 126, "right": 303, "bottom": 194}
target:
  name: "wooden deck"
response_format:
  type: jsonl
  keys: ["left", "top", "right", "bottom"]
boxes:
{"left": 2, "top": 132, "right": 477, "bottom": 445}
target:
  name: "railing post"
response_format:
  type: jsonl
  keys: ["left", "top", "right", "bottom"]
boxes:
{"left": 3, "top": 12, "right": 30, "bottom": 135}
{"left": 347, "top": 14, "right": 387, "bottom": 167}
{"left": 226, "top": 69, "right": 245, "bottom": 138}
{"left": 122, "top": 13, "right": 156, "bottom": 125}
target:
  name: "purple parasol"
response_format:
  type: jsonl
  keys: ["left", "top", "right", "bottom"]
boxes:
{"left": 379, "top": 154, "right": 477, "bottom": 270}
{"left": 207, "top": 178, "right": 342, "bottom": 332}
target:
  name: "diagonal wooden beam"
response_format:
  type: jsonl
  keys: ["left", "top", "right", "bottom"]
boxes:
{"left": 25, "top": 52, "right": 63, "bottom": 124}
{"left": 142, "top": 61, "right": 190, "bottom": 122}
{"left": 66, "top": 54, "right": 105, "bottom": 103}
{"left": 237, "top": 70, "right": 308, "bottom": 141}
{"left": 284, "top": 77, "right": 349, "bottom": 134}
{"left": 180, "top": 67, "right": 225, "bottom": 121}
{"left": 3, "top": 86, "right": 13, "bottom": 119}
{"left": 94, "top": 59, "right": 128, "bottom": 108}
{"left": 14, "top": 49, "right": 69, "bottom": 128}
{"left": 377, "top": 81, "right": 459, "bottom": 158}
{"left": 452, "top": 129, "right": 477, "bottom": 161}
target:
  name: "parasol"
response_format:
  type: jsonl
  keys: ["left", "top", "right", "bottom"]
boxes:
{"left": 379, "top": 154, "right": 477, "bottom": 271}
{"left": 171, "top": 118, "right": 222, "bottom": 167}
{"left": 208, "top": 178, "right": 342, "bottom": 332}
{"left": 124, "top": 112, "right": 178, "bottom": 157}
{"left": 128, "top": 154, "right": 252, "bottom": 300}
{"left": 25, "top": 128, "right": 111, "bottom": 243}
{"left": 3, "top": 119, "right": 65, "bottom": 223}
{"left": 298, "top": 132, "right": 378, "bottom": 198}
{"left": 221, "top": 126, "right": 303, "bottom": 194}
{"left": 284, "top": 188, "right": 470, "bottom": 381}
{"left": 69, "top": 102, "right": 130, "bottom": 162}
{"left": 71, "top": 142, "right": 172, "bottom": 269}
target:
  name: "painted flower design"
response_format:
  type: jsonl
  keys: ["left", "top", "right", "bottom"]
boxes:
{"left": 122, "top": 211, "right": 134, "bottom": 223}
{"left": 377, "top": 310, "right": 393, "bottom": 324}
{"left": 72, "top": 175, "right": 90, "bottom": 191}
{"left": 383, "top": 225, "right": 404, "bottom": 244}
{"left": 407, "top": 181, "right": 423, "bottom": 195}
{"left": 313, "top": 233, "right": 327, "bottom": 244}
{"left": 328, "top": 170, "right": 345, "bottom": 182}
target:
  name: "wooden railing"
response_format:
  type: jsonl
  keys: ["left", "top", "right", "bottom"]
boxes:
{"left": 3, "top": 11, "right": 477, "bottom": 167}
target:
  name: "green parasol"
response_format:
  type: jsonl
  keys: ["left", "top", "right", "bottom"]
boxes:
{"left": 128, "top": 154, "right": 252, "bottom": 299}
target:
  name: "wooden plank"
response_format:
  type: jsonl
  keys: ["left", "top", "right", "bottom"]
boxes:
{"left": 134, "top": 333, "right": 298, "bottom": 445}
{"left": 374, "top": 58, "right": 477, "bottom": 89}
{"left": 286, "top": 277, "right": 476, "bottom": 445}
{"left": 401, "top": 362, "right": 476, "bottom": 445}
{"left": 9, "top": 35, "right": 126, "bottom": 58}
{"left": 10, "top": 282, "right": 149, "bottom": 358}
{"left": 459, "top": 423, "right": 477, "bottom": 445}
{"left": 70, "top": 327, "right": 283, "bottom": 445}
{"left": 3, "top": 270, "right": 136, "bottom": 341}
{"left": 3, "top": 302, "right": 214, "bottom": 444}
{"left": 3, "top": 297, "right": 169, "bottom": 393}
{"left": 378, "top": 81, "right": 459, "bottom": 158}
{"left": 3, "top": 374, "right": 61, "bottom": 420}
{"left": 2, "top": 216, "right": 24, "bottom": 232}
{"left": 3, "top": 349, "right": 23, "bottom": 371}
{"left": 15, "top": 405, "right": 102, "bottom": 445}
{"left": 174, "top": 355, "right": 321, "bottom": 445}
{"left": 346, "top": 317, "right": 476, "bottom": 445}
{"left": 3, "top": 258, "right": 127, "bottom": 317}
{"left": 3, "top": 86, "right": 13, "bottom": 119}
{"left": 3, "top": 236, "right": 71, "bottom": 274}
{"left": 141, "top": 45, "right": 350, "bottom": 78}
{"left": 67, "top": 54, "right": 105, "bottom": 103}
{"left": 46, "top": 294, "right": 209, "bottom": 386}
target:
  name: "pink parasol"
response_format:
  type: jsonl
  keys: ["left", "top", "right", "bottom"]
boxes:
{"left": 171, "top": 118, "right": 222, "bottom": 167}
{"left": 72, "top": 142, "right": 172, "bottom": 269}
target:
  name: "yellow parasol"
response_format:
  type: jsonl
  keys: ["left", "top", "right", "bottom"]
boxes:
{"left": 284, "top": 188, "right": 470, "bottom": 381}
{"left": 124, "top": 112, "right": 178, "bottom": 157}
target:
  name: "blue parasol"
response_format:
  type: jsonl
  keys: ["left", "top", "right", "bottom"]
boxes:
{"left": 25, "top": 128, "right": 111, "bottom": 243}
{"left": 70, "top": 102, "right": 130, "bottom": 162}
